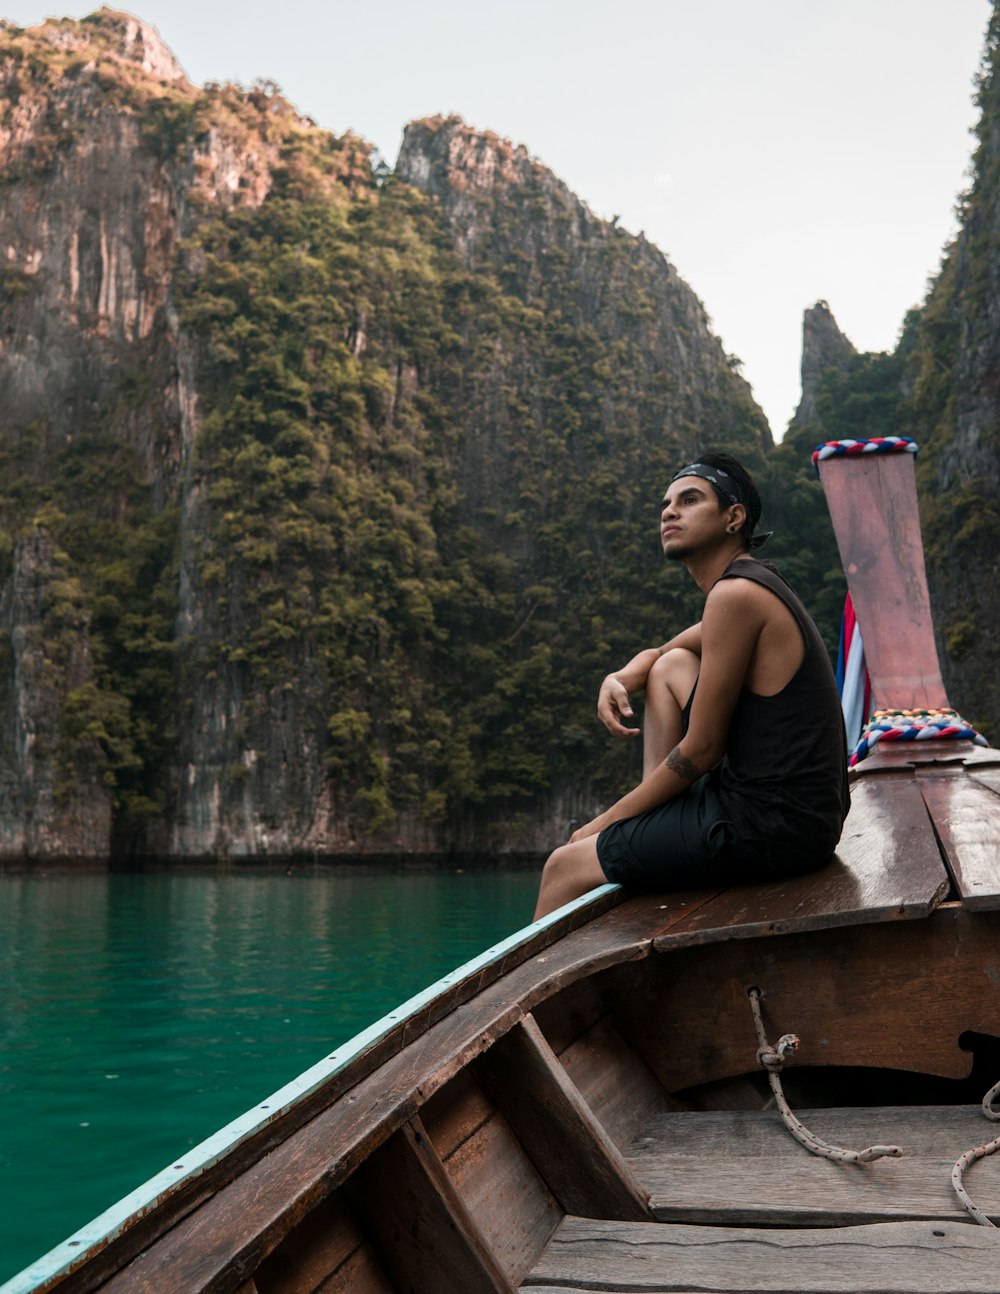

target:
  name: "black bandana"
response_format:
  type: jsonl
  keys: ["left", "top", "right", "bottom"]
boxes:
{"left": 668, "top": 462, "right": 773, "bottom": 549}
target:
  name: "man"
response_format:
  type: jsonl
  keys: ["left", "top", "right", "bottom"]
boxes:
{"left": 533, "top": 451, "right": 848, "bottom": 919}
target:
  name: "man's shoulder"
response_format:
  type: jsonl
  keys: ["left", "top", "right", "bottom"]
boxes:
{"left": 707, "top": 565, "right": 804, "bottom": 634}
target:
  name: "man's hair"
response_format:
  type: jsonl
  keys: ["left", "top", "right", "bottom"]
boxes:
{"left": 696, "top": 451, "right": 762, "bottom": 549}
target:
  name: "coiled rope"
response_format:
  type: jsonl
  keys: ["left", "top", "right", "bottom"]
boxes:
{"left": 850, "top": 708, "right": 989, "bottom": 767}
{"left": 811, "top": 436, "right": 918, "bottom": 470}
{"left": 951, "top": 1078, "right": 1000, "bottom": 1226}
{"left": 747, "top": 988, "right": 902, "bottom": 1163}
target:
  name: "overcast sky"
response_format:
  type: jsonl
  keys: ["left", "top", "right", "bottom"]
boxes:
{"left": 5, "top": 1, "right": 992, "bottom": 437}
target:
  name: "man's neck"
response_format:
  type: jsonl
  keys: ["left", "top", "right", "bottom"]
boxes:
{"left": 683, "top": 541, "right": 751, "bottom": 594}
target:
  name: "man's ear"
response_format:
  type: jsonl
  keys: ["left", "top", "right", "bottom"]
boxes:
{"left": 726, "top": 503, "right": 747, "bottom": 535}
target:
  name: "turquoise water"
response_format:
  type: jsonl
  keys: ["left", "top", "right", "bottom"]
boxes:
{"left": 0, "top": 868, "right": 540, "bottom": 1283}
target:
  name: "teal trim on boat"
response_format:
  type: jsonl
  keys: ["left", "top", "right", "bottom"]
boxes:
{"left": 0, "top": 882, "right": 619, "bottom": 1294}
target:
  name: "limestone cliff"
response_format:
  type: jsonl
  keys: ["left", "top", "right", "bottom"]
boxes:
{"left": 0, "top": 12, "right": 771, "bottom": 864}
{"left": 903, "top": 7, "right": 1000, "bottom": 736}
{"left": 790, "top": 300, "right": 857, "bottom": 434}
{"left": 797, "top": 5, "right": 1000, "bottom": 740}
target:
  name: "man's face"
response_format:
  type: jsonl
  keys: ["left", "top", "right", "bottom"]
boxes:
{"left": 659, "top": 476, "right": 729, "bottom": 559}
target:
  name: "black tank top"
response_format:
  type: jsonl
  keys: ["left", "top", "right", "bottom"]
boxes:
{"left": 715, "top": 557, "right": 849, "bottom": 866}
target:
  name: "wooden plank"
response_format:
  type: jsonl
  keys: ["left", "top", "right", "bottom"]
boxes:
{"left": 313, "top": 1246, "right": 394, "bottom": 1294}
{"left": 251, "top": 1192, "right": 390, "bottom": 1294}
{"left": 614, "top": 905, "right": 1000, "bottom": 1091}
{"left": 523, "top": 1216, "right": 1000, "bottom": 1292}
{"left": 652, "top": 776, "right": 949, "bottom": 949}
{"left": 918, "top": 772, "right": 1000, "bottom": 910}
{"left": 420, "top": 1069, "right": 561, "bottom": 1285}
{"left": 419, "top": 1068, "right": 494, "bottom": 1160}
{"left": 476, "top": 1015, "right": 650, "bottom": 1222}
{"left": 818, "top": 452, "right": 949, "bottom": 710}
{"left": 554, "top": 1015, "right": 670, "bottom": 1149}
{"left": 87, "top": 894, "right": 697, "bottom": 1294}
{"left": 628, "top": 1106, "right": 1000, "bottom": 1226}
{"left": 851, "top": 740, "right": 981, "bottom": 775}
{"left": 970, "top": 766, "right": 1000, "bottom": 797}
{"left": 348, "top": 1117, "right": 512, "bottom": 1294}
{"left": 437, "top": 1104, "right": 562, "bottom": 1286}
{"left": 530, "top": 977, "right": 610, "bottom": 1056}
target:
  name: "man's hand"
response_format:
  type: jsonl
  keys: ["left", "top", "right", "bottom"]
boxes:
{"left": 597, "top": 675, "right": 639, "bottom": 738}
{"left": 569, "top": 813, "right": 608, "bottom": 843}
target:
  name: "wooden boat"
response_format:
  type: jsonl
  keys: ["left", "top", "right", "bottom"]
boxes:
{"left": 7, "top": 441, "right": 1000, "bottom": 1294}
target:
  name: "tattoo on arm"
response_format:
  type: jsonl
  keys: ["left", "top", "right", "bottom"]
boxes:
{"left": 666, "top": 745, "right": 701, "bottom": 782}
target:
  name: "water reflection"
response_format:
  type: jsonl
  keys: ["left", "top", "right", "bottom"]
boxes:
{"left": 0, "top": 867, "right": 538, "bottom": 1281}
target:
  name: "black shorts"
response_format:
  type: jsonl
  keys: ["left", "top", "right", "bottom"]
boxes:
{"left": 596, "top": 770, "right": 768, "bottom": 891}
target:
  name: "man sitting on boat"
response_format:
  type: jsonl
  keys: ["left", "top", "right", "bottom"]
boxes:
{"left": 533, "top": 451, "right": 849, "bottom": 918}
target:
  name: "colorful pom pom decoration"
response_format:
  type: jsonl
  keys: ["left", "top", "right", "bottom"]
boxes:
{"left": 850, "top": 708, "right": 989, "bottom": 768}
{"left": 812, "top": 437, "right": 918, "bottom": 471}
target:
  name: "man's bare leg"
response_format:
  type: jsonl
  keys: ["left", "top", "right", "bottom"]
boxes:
{"left": 533, "top": 836, "right": 607, "bottom": 921}
{"left": 641, "top": 648, "right": 699, "bottom": 777}
{"left": 533, "top": 648, "right": 699, "bottom": 921}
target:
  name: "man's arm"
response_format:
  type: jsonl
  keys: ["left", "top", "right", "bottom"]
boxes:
{"left": 576, "top": 582, "right": 767, "bottom": 837}
{"left": 597, "top": 622, "right": 703, "bottom": 737}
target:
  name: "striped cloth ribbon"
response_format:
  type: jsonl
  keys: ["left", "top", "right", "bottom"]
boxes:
{"left": 836, "top": 594, "right": 871, "bottom": 754}
{"left": 812, "top": 436, "right": 918, "bottom": 470}
{"left": 850, "top": 708, "right": 989, "bottom": 768}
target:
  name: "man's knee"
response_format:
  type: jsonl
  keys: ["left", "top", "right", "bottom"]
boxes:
{"left": 649, "top": 648, "right": 699, "bottom": 705}
{"left": 541, "top": 843, "right": 572, "bottom": 882}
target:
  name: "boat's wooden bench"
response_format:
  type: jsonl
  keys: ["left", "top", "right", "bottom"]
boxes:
{"left": 627, "top": 1105, "right": 1000, "bottom": 1226}
{"left": 649, "top": 770, "right": 949, "bottom": 949}
{"left": 521, "top": 1216, "right": 1000, "bottom": 1293}
{"left": 639, "top": 744, "right": 1000, "bottom": 953}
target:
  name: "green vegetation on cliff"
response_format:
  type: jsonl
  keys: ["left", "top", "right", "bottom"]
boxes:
{"left": 0, "top": 12, "right": 839, "bottom": 859}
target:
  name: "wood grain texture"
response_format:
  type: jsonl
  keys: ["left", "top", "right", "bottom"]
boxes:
{"left": 918, "top": 772, "right": 1000, "bottom": 910}
{"left": 421, "top": 1069, "right": 561, "bottom": 1286}
{"left": 419, "top": 1068, "right": 494, "bottom": 1162}
{"left": 614, "top": 905, "right": 1000, "bottom": 1090}
{"left": 312, "top": 1246, "right": 394, "bottom": 1294}
{"left": 523, "top": 1216, "right": 1000, "bottom": 1292}
{"left": 439, "top": 1102, "right": 562, "bottom": 1285}
{"left": 349, "top": 1117, "right": 513, "bottom": 1294}
{"left": 969, "top": 768, "right": 1000, "bottom": 795}
{"left": 251, "top": 1193, "right": 378, "bottom": 1294}
{"left": 628, "top": 1105, "right": 1000, "bottom": 1226}
{"left": 651, "top": 776, "right": 949, "bottom": 950}
{"left": 476, "top": 1015, "right": 650, "bottom": 1222}
{"left": 819, "top": 453, "right": 949, "bottom": 710}
{"left": 554, "top": 1015, "right": 669, "bottom": 1150}
{"left": 849, "top": 741, "right": 999, "bottom": 777}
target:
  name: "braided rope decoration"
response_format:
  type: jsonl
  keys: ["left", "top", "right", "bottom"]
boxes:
{"left": 812, "top": 436, "right": 918, "bottom": 470}
{"left": 850, "top": 708, "right": 989, "bottom": 767}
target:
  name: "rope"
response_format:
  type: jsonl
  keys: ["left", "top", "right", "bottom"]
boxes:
{"left": 811, "top": 436, "right": 918, "bottom": 471}
{"left": 850, "top": 708, "right": 990, "bottom": 767}
{"left": 747, "top": 988, "right": 902, "bottom": 1164}
{"left": 951, "top": 1078, "right": 1000, "bottom": 1226}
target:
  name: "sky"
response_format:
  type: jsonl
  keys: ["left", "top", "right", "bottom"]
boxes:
{"left": 4, "top": 0, "right": 992, "bottom": 437}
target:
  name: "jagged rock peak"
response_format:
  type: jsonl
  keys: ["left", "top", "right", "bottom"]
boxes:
{"left": 397, "top": 114, "right": 540, "bottom": 198}
{"left": 792, "top": 299, "right": 857, "bottom": 430}
{"left": 15, "top": 7, "right": 189, "bottom": 85}
{"left": 395, "top": 113, "right": 601, "bottom": 252}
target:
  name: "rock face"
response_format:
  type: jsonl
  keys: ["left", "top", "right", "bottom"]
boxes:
{"left": 784, "top": 6, "right": 1000, "bottom": 741}
{"left": 906, "top": 12, "right": 1000, "bottom": 738}
{"left": 790, "top": 300, "right": 857, "bottom": 433}
{"left": 0, "top": 529, "right": 112, "bottom": 860}
{"left": 0, "top": 15, "right": 771, "bottom": 864}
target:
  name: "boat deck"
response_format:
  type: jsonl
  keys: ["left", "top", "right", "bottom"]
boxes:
{"left": 525, "top": 1216, "right": 1000, "bottom": 1293}
{"left": 14, "top": 741, "right": 1000, "bottom": 1294}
